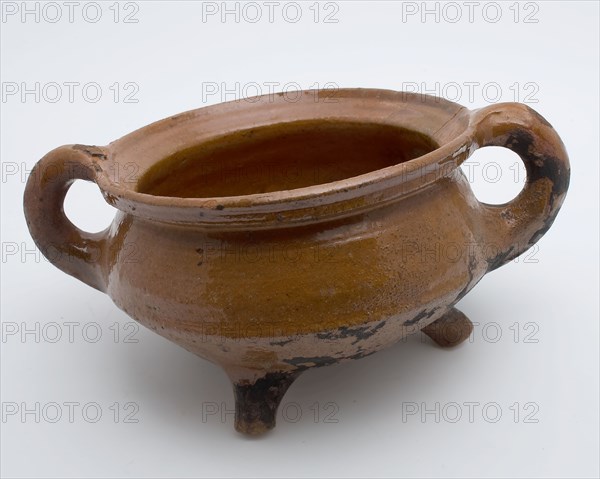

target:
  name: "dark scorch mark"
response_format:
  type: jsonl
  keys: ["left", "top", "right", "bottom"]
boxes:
{"left": 316, "top": 321, "right": 386, "bottom": 345}
{"left": 404, "top": 307, "right": 440, "bottom": 326}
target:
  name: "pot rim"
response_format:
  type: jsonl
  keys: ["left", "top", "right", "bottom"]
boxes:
{"left": 97, "top": 88, "right": 475, "bottom": 228}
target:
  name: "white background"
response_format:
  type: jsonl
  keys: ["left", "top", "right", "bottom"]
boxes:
{"left": 1, "top": 1, "right": 599, "bottom": 478}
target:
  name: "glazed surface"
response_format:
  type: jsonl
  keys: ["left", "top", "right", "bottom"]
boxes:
{"left": 23, "top": 89, "right": 570, "bottom": 433}
{"left": 136, "top": 120, "right": 438, "bottom": 198}
{"left": 107, "top": 170, "right": 488, "bottom": 377}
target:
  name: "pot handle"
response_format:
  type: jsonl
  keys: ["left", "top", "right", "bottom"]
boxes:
{"left": 23, "top": 145, "right": 110, "bottom": 292}
{"left": 470, "top": 103, "right": 570, "bottom": 271}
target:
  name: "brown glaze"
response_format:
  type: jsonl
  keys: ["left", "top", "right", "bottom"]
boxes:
{"left": 137, "top": 121, "right": 438, "bottom": 197}
{"left": 23, "top": 89, "right": 570, "bottom": 435}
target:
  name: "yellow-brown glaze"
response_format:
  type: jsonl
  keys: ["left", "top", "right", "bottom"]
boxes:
{"left": 23, "top": 89, "right": 570, "bottom": 435}
{"left": 137, "top": 121, "right": 438, "bottom": 198}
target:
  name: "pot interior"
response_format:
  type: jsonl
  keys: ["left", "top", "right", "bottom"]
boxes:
{"left": 136, "top": 120, "right": 439, "bottom": 198}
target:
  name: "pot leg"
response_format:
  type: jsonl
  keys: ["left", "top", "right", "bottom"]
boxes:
{"left": 231, "top": 371, "right": 301, "bottom": 435}
{"left": 421, "top": 307, "right": 473, "bottom": 348}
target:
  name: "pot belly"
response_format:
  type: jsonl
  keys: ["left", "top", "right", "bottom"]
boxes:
{"left": 106, "top": 179, "right": 487, "bottom": 373}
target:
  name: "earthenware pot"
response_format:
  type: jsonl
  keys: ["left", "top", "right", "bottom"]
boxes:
{"left": 23, "top": 89, "right": 569, "bottom": 435}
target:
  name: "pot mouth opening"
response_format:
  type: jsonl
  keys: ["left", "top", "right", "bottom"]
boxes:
{"left": 135, "top": 119, "right": 440, "bottom": 199}
{"left": 101, "top": 89, "right": 472, "bottom": 227}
